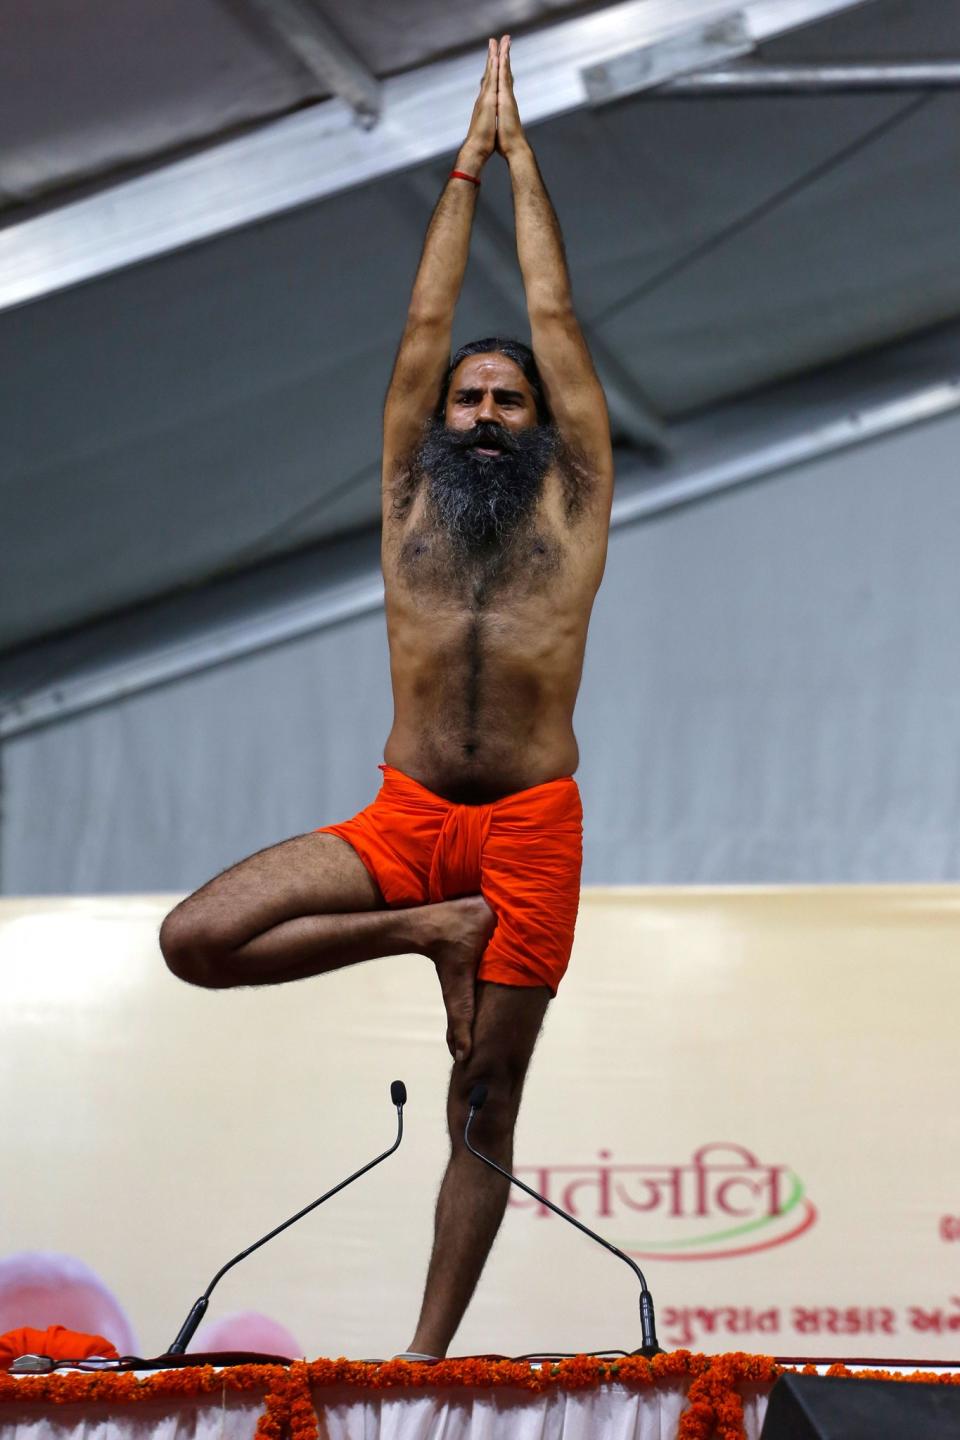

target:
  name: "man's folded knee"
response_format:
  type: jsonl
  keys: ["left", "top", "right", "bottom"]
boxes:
{"left": 159, "top": 908, "right": 234, "bottom": 989}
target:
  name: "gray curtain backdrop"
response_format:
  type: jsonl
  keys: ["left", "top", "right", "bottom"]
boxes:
{"left": 3, "top": 411, "right": 959, "bottom": 893}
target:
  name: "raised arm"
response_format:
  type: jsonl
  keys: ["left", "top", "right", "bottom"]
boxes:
{"left": 382, "top": 41, "right": 499, "bottom": 496}
{"left": 497, "top": 37, "right": 613, "bottom": 501}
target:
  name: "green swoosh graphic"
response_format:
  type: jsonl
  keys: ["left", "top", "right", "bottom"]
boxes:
{"left": 622, "top": 1170, "right": 804, "bottom": 1251}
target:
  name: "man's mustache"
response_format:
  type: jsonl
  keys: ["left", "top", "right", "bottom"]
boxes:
{"left": 444, "top": 422, "right": 519, "bottom": 455}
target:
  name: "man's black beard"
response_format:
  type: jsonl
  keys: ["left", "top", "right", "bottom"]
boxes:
{"left": 416, "top": 418, "right": 558, "bottom": 558}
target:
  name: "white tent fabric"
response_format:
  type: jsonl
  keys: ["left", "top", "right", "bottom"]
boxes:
{"left": 2, "top": 1, "right": 959, "bottom": 653}
{"left": 4, "top": 411, "right": 958, "bottom": 894}
{"left": 2, "top": 2, "right": 959, "bottom": 894}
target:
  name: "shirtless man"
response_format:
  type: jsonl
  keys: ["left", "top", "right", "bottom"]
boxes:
{"left": 159, "top": 36, "right": 612, "bottom": 1360}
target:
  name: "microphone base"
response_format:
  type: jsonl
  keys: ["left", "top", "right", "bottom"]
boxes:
{"left": 631, "top": 1343, "right": 665, "bottom": 1358}
{"left": 119, "top": 1351, "right": 296, "bottom": 1370}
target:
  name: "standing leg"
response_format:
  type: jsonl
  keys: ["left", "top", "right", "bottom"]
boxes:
{"left": 406, "top": 981, "right": 551, "bottom": 1357}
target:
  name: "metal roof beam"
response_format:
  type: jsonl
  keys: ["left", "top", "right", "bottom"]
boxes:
{"left": 582, "top": 11, "right": 755, "bottom": 105}
{"left": 0, "top": 0, "right": 871, "bottom": 313}
{"left": 239, "top": 0, "right": 381, "bottom": 126}
{"left": 661, "top": 62, "right": 960, "bottom": 95}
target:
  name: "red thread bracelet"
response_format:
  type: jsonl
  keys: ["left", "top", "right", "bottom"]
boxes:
{"left": 449, "top": 169, "right": 481, "bottom": 187}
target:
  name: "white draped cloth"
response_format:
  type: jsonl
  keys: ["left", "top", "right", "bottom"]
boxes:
{"left": 311, "top": 1382, "right": 771, "bottom": 1438}
{"left": 0, "top": 1377, "right": 773, "bottom": 1440}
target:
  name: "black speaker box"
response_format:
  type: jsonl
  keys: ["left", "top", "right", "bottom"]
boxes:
{"left": 759, "top": 1373, "right": 960, "bottom": 1439}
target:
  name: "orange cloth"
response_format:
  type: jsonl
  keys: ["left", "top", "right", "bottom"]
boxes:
{"left": 0, "top": 1325, "right": 119, "bottom": 1369}
{"left": 318, "top": 765, "right": 582, "bottom": 992}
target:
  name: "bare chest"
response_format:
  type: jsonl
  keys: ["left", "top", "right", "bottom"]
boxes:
{"left": 383, "top": 466, "right": 579, "bottom": 611}
{"left": 390, "top": 519, "right": 566, "bottom": 611}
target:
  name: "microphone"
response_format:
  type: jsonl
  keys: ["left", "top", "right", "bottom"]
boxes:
{"left": 465, "top": 1083, "right": 661, "bottom": 1356}
{"left": 167, "top": 1079, "right": 408, "bottom": 1355}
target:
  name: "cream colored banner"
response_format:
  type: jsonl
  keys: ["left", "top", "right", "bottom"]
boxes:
{"left": 2, "top": 889, "right": 958, "bottom": 1362}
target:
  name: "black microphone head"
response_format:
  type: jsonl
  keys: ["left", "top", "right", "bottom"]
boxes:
{"left": 469, "top": 1082, "right": 488, "bottom": 1110}
{"left": 391, "top": 1080, "right": 407, "bottom": 1107}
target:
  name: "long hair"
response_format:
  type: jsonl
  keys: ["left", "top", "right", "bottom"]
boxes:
{"left": 435, "top": 337, "right": 550, "bottom": 423}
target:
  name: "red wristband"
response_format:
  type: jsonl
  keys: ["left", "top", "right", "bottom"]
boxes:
{"left": 449, "top": 169, "right": 481, "bottom": 187}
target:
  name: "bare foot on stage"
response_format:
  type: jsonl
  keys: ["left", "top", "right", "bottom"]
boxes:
{"left": 423, "top": 895, "right": 496, "bottom": 1063}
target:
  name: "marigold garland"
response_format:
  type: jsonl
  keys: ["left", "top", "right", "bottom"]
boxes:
{"left": 1, "top": 1352, "right": 958, "bottom": 1440}
{"left": 286, "top": 1363, "right": 319, "bottom": 1440}
{"left": 674, "top": 1353, "right": 773, "bottom": 1440}
{"left": 0, "top": 1364, "right": 280, "bottom": 1408}
{"left": 252, "top": 1380, "right": 287, "bottom": 1440}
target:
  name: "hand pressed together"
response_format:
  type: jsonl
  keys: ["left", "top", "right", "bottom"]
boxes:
{"left": 458, "top": 35, "right": 527, "bottom": 178}
{"left": 494, "top": 36, "right": 526, "bottom": 160}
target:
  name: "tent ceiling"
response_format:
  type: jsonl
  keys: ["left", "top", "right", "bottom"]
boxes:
{"left": 0, "top": 0, "right": 617, "bottom": 210}
{"left": 2, "top": 0, "right": 959, "bottom": 657}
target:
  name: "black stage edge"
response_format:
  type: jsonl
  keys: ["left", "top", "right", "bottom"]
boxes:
{"left": 760, "top": 1373, "right": 960, "bottom": 1439}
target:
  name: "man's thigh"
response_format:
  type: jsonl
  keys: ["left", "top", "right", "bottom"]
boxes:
{"left": 171, "top": 832, "right": 384, "bottom": 951}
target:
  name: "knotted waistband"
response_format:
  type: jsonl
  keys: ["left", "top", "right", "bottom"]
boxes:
{"left": 376, "top": 763, "right": 579, "bottom": 903}
{"left": 428, "top": 803, "right": 491, "bottom": 902}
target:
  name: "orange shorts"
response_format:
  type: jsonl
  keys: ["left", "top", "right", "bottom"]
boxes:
{"left": 317, "top": 764, "right": 583, "bottom": 993}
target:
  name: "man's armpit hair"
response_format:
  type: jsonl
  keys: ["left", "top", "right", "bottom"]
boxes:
{"left": 388, "top": 459, "right": 421, "bottom": 521}
{"left": 558, "top": 441, "right": 596, "bottom": 521}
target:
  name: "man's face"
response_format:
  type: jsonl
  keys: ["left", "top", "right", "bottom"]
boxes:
{"left": 444, "top": 354, "right": 539, "bottom": 440}
{"left": 418, "top": 352, "right": 556, "bottom": 557}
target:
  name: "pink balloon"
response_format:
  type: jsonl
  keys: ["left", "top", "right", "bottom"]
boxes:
{"left": 0, "top": 1252, "right": 138, "bottom": 1354}
{"left": 193, "top": 1311, "right": 303, "bottom": 1358}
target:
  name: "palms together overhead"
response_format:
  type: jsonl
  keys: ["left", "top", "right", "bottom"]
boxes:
{"left": 463, "top": 36, "right": 525, "bottom": 170}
